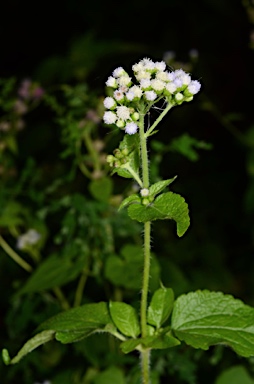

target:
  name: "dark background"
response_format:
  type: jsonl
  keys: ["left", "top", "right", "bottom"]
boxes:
{"left": 1, "top": 0, "right": 254, "bottom": 382}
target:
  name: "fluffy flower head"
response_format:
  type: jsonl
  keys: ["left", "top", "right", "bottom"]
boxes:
{"left": 103, "top": 111, "right": 117, "bottom": 124}
{"left": 116, "top": 106, "right": 131, "bottom": 121}
{"left": 125, "top": 122, "right": 138, "bottom": 135}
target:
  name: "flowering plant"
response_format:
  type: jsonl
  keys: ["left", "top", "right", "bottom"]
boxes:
{"left": 3, "top": 58, "right": 254, "bottom": 384}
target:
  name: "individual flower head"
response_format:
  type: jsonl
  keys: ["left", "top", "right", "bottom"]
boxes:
{"left": 154, "top": 61, "right": 166, "bottom": 71}
{"left": 150, "top": 79, "right": 165, "bottom": 92}
{"left": 116, "top": 106, "right": 131, "bottom": 121}
{"left": 103, "top": 111, "right": 117, "bottom": 124}
{"left": 140, "top": 79, "right": 151, "bottom": 90}
{"left": 117, "top": 75, "right": 132, "bottom": 87}
{"left": 112, "top": 67, "right": 126, "bottom": 78}
{"left": 144, "top": 90, "right": 157, "bottom": 101}
{"left": 103, "top": 97, "right": 116, "bottom": 109}
{"left": 135, "top": 70, "right": 151, "bottom": 81}
{"left": 17, "top": 229, "right": 41, "bottom": 250}
{"left": 129, "top": 85, "right": 143, "bottom": 98}
{"left": 156, "top": 71, "right": 170, "bottom": 82}
{"left": 113, "top": 89, "right": 125, "bottom": 102}
{"left": 187, "top": 80, "right": 201, "bottom": 95}
{"left": 125, "top": 122, "right": 138, "bottom": 135}
{"left": 165, "top": 82, "right": 177, "bottom": 94}
{"left": 140, "top": 57, "right": 155, "bottom": 71}
{"left": 140, "top": 188, "right": 149, "bottom": 197}
{"left": 106, "top": 76, "right": 118, "bottom": 88}
{"left": 126, "top": 90, "right": 135, "bottom": 101}
{"left": 167, "top": 72, "right": 175, "bottom": 82}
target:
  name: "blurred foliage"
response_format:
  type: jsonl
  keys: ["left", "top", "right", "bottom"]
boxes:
{"left": 1, "top": 0, "right": 254, "bottom": 382}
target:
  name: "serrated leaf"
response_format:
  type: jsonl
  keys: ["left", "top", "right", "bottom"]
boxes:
{"left": 128, "top": 192, "right": 190, "bottom": 237}
{"left": 39, "top": 302, "right": 113, "bottom": 343}
{"left": 2, "top": 330, "right": 55, "bottom": 365}
{"left": 171, "top": 290, "right": 254, "bottom": 357}
{"left": 109, "top": 302, "right": 140, "bottom": 338}
{"left": 149, "top": 177, "right": 177, "bottom": 198}
{"left": 147, "top": 287, "right": 174, "bottom": 328}
{"left": 118, "top": 194, "right": 141, "bottom": 211}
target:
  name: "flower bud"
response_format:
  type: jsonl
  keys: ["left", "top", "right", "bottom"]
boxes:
{"left": 131, "top": 112, "right": 140, "bottom": 121}
{"left": 142, "top": 198, "right": 150, "bottom": 206}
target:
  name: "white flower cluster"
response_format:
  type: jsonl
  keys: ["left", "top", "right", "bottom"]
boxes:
{"left": 16, "top": 229, "right": 41, "bottom": 250}
{"left": 103, "top": 57, "right": 201, "bottom": 135}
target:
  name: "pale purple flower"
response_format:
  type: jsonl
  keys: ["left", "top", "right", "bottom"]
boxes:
{"left": 125, "top": 122, "right": 138, "bottom": 134}
{"left": 187, "top": 80, "right": 201, "bottom": 95}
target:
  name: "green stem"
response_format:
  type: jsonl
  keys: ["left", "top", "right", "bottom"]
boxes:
{"left": 140, "top": 221, "right": 151, "bottom": 338}
{"left": 0, "top": 235, "right": 33, "bottom": 273}
{"left": 53, "top": 287, "right": 70, "bottom": 311}
{"left": 74, "top": 268, "right": 89, "bottom": 307}
{"left": 141, "top": 349, "right": 151, "bottom": 384}
{"left": 139, "top": 112, "right": 149, "bottom": 189}
{"left": 83, "top": 124, "right": 101, "bottom": 172}
{"left": 123, "top": 163, "right": 143, "bottom": 187}
{"left": 139, "top": 110, "right": 151, "bottom": 384}
{"left": 145, "top": 101, "right": 173, "bottom": 138}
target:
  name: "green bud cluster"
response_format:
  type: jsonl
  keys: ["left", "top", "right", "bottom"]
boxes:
{"left": 106, "top": 147, "right": 130, "bottom": 168}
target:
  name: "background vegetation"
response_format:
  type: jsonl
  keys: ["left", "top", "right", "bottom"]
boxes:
{"left": 1, "top": 0, "right": 254, "bottom": 382}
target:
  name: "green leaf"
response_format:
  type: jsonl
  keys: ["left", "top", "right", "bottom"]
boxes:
{"left": 113, "top": 133, "right": 140, "bottom": 180}
{"left": 119, "top": 133, "right": 140, "bottom": 152}
{"left": 120, "top": 328, "right": 180, "bottom": 353}
{"left": 89, "top": 177, "right": 113, "bottom": 202}
{"left": 142, "top": 330, "right": 180, "bottom": 350}
{"left": 104, "top": 244, "right": 160, "bottom": 291}
{"left": 94, "top": 366, "right": 126, "bottom": 384}
{"left": 120, "top": 338, "right": 142, "bottom": 353}
{"left": 18, "top": 254, "right": 86, "bottom": 294}
{"left": 39, "top": 302, "right": 114, "bottom": 343}
{"left": 128, "top": 192, "right": 190, "bottom": 237}
{"left": 105, "top": 255, "right": 142, "bottom": 290}
{"left": 215, "top": 365, "right": 254, "bottom": 384}
{"left": 170, "top": 133, "right": 212, "bottom": 161}
{"left": 111, "top": 167, "right": 133, "bottom": 179}
{"left": 109, "top": 302, "right": 140, "bottom": 338}
{"left": 0, "top": 200, "right": 27, "bottom": 227}
{"left": 2, "top": 330, "right": 55, "bottom": 365}
{"left": 149, "top": 177, "right": 177, "bottom": 198}
{"left": 171, "top": 290, "right": 254, "bottom": 357}
{"left": 118, "top": 194, "right": 141, "bottom": 211}
{"left": 147, "top": 287, "right": 174, "bottom": 328}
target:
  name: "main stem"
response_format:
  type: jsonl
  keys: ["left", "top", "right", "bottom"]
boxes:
{"left": 139, "top": 111, "right": 151, "bottom": 384}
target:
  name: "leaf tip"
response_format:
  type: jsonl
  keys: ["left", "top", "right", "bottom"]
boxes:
{"left": 2, "top": 348, "right": 11, "bottom": 365}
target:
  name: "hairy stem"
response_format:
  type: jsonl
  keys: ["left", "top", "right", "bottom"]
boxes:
{"left": 139, "top": 110, "right": 151, "bottom": 383}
